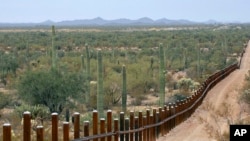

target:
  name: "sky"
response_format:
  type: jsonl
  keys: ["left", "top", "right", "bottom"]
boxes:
{"left": 0, "top": 0, "right": 250, "bottom": 23}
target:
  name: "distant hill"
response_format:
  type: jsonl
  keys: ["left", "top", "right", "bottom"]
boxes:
{"left": 0, "top": 17, "right": 221, "bottom": 27}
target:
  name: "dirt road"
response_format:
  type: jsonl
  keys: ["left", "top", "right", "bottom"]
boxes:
{"left": 157, "top": 41, "right": 250, "bottom": 141}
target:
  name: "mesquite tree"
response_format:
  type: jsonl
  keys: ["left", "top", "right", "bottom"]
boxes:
{"left": 18, "top": 70, "right": 86, "bottom": 114}
{"left": 159, "top": 43, "right": 166, "bottom": 106}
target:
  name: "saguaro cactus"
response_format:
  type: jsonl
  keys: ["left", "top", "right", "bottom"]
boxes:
{"left": 150, "top": 56, "right": 154, "bottom": 70}
{"left": 51, "top": 25, "right": 57, "bottom": 70}
{"left": 122, "top": 65, "right": 127, "bottom": 112}
{"left": 97, "top": 50, "right": 104, "bottom": 117}
{"left": 26, "top": 40, "right": 31, "bottom": 71}
{"left": 80, "top": 54, "right": 88, "bottom": 103}
{"left": 197, "top": 44, "right": 200, "bottom": 78}
{"left": 65, "top": 108, "right": 70, "bottom": 122}
{"left": 183, "top": 47, "right": 187, "bottom": 70}
{"left": 150, "top": 56, "right": 154, "bottom": 77}
{"left": 111, "top": 44, "right": 116, "bottom": 63}
{"left": 81, "top": 55, "right": 85, "bottom": 72}
{"left": 159, "top": 43, "right": 165, "bottom": 107}
{"left": 85, "top": 44, "right": 90, "bottom": 104}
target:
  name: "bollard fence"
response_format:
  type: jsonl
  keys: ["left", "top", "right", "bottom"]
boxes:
{"left": 3, "top": 123, "right": 11, "bottom": 141}
{"left": 23, "top": 111, "right": 31, "bottom": 141}
{"left": 36, "top": 126, "right": 43, "bottom": 141}
{"left": 63, "top": 122, "right": 69, "bottom": 141}
{"left": 73, "top": 112, "right": 80, "bottom": 139}
{"left": 1, "top": 46, "right": 247, "bottom": 141}
{"left": 51, "top": 113, "right": 58, "bottom": 141}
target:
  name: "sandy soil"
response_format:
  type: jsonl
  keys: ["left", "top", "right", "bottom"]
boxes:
{"left": 157, "top": 41, "right": 250, "bottom": 141}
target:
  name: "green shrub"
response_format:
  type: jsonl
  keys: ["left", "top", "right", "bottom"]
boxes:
{"left": 15, "top": 104, "right": 50, "bottom": 119}
{"left": 131, "top": 98, "right": 142, "bottom": 106}
{"left": 242, "top": 71, "right": 250, "bottom": 106}
{"left": 111, "top": 65, "right": 122, "bottom": 73}
{"left": 0, "top": 92, "right": 11, "bottom": 109}
{"left": 18, "top": 70, "right": 86, "bottom": 114}
{"left": 241, "top": 89, "right": 250, "bottom": 105}
{"left": 167, "top": 93, "right": 187, "bottom": 103}
{"left": 177, "top": 78, "right": 199, "bottom": 92}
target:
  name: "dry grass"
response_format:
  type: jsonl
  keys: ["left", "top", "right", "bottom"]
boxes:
{"left": 199, "top": 92, "right": 248, "bottom": 141}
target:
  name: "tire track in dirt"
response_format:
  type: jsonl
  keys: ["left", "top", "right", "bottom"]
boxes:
{"left": 157, "top": 41, "right": 250, "bottom": 141}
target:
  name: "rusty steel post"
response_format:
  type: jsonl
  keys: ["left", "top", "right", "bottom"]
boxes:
{"left": 156, "top": 112, "right": 160, "bottom": 138}
{"left": 190, "top": 95, "right": 195, "bottom": 114}
{"left": 74, "top": 112, "right": 80, "bottom": 139}
{"left": 143, "top": 116, "right": 147, "bottom": 141}
{"left": 180, "top": 100, "right": 185, "bottom": 123}
{"left": 166, "top": 107, "right": 171, "bottom": 133}
{"left": 114, "top": 119, "right": 119, "bottom": 141}
{"left": 83, "top": 121, "right": 90, "bottom": 140}
{"left": 163, "top": 105, "right": 168, "bottom": 134}
{"left": 178, "top": 101, "right": 183, "bottom": 125}
{"left": 36, "top": 126, "right": 44, "bottom": 141}
{"left": 174, "top": 103, "right": 179, "bottom": 126}
{"left": 107, "top": 110, "right": 112, "bottom": 141}
{"left": 120, "top": 112, "right": 125, "bottom": 141}
{"left": 93, "top": 110, "right": 98, "bottom": 141}
{"left": 187, "top": 97, "right": 192, "bottom": 117}
{"left": 125, "top": 118, "right": 129, "bottom": 141}
{"left": 146, "top": 109, "right": 150, "bottom": 140}
{"left": 158, "top": 107, "right": 162, "bottom": 134}
{"left": 3, "top": 123, "right": 11, "bottom": 141}
{"left": 138, "top": 111, "right": 143, "bottom": 141}
{"left": 100, "top": 118, "right": 106, "bottom": 141}
{"left": 149, "top": 115, "right": 154, "bottom": 141}
{"left": 135, "top": 117, "right": 139, "bottom": 141}
{"left": 23, "top": 111, "right": 31, "bottom": 141}
{"left": 63, "top": 122, "right": 69, "bottom": 141}
{"left": 51, "top": 113, "right": 58, "bottom": 141}
{"left": 160, "top": 109, "right": 165, "bottom": 136}
{"left": 158, "top": 107, "right": 162, "bottom": 137}
{"left": 130, "top": 111, "right": 134, "bottom": 141}
{"left": 183, "top": 100, "right": 188, "bottom": 120}
{"left": 169, "top": 104, "right": 174, "bottom": 130}
{"left": 152, "top": 109, "right": 156, "bottom": 141}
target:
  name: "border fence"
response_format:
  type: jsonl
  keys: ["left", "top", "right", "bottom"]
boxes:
{"left": 1, "top": 45, "right": 247, "bottom": 141}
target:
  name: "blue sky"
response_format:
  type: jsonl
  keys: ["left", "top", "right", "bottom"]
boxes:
{"left": 0, "top": 0, "right": 249, "bottom": 23}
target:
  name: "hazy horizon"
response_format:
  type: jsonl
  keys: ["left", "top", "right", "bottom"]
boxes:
{"left": 0, "top": 0, "right": 249, "bottom": 23}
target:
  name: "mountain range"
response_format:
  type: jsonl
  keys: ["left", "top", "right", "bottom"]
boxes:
{"left": 0, "top": 17, "right": 221, "bottom": 27}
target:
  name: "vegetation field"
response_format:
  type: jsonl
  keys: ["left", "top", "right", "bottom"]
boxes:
{"left": 0, "top": 24, "right": 250, "bottom": 139}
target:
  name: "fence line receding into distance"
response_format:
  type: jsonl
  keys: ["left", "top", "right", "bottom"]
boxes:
{"left": 1, "top": 45, "right": 247, "bottom": 141}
